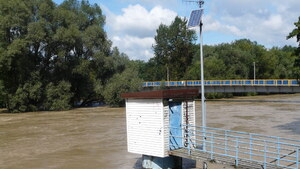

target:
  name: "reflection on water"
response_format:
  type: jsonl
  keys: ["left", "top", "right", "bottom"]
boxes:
{"left": 0, "top": 94, "right": 299, "bottom": 169}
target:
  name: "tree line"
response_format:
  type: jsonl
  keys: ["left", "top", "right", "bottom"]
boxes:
{"left": 0, "top": 0, "right": 142, "bottom": 112}
{"left": 0, "top": 0, "right": 299, "bottom": 112}
{"left": 139, "top": 16, "right": 300, "bottom": 83}
{"left": 137, "top": 16, "right": 300, "bottom": 98}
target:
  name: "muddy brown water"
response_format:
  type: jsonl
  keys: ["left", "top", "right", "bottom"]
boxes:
{"left": 0, "top": 94, "right": 300, "bottom": 169}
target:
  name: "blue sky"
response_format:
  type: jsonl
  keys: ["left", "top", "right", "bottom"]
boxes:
{"left": 53, "top": 0, "right": 300, "bottom": 61}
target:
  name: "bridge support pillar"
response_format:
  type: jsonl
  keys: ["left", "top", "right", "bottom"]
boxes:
{"left": 142, "top": 155, "right": 182, "bottom": 169}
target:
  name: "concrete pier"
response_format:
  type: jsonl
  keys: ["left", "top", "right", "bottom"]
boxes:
{"left": 142, "top": 155, "right": 182, "bottom": 169}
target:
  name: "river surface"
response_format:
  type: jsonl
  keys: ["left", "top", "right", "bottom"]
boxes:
{"left": 0, "top": 94, "right": 300, "bottom": 169}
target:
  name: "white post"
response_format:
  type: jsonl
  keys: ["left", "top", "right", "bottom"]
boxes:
{"left": 167, "top": 66, "right": 170, "bottom": 86}
{"left": 200, "top": 14, "right": 206, "bottom": 151}
{"left": 253, "top": 62, "right": 256, "bottom": 81}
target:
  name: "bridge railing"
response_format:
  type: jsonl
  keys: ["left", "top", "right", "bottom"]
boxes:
{"left": 144, "top": 79, "right": 299, "bottom": 87}
{"left": 169, "top": 126, "right": 300, "bottom": 169}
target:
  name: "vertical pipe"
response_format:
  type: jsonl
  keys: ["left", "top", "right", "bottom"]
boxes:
{"left": 199, "top": 11, "right": 206, "bottom": 151}
{"left": 264, "top": 141, "right": 267, "bottom": 169}
{"left": 188, "top": 133, "right": 191, "bottom": 155}
{"left": 277, "top": 137, "right": 280, "bottom": 166}
{"left": 253, "top": 62, "right": 256, "bottom": 81}
{"left": 250, "top": 134, "right": 252, "bottom": 161}
{"left": 211, "top": 133, "right": 214, "bottom": 160}
{"left": 225, "top": 131, "right": 228, "bottom": 154}
{"left": 296, "top": 148, "right": 299, "bottom": 169}
{"left": 167, "top": 66, "right": 169, "bottom": 86}
{"left": 235, "top": 138, "right": 239, "bottom": 167}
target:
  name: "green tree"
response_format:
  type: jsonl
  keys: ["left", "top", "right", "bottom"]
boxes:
{"left": 287, "top": 17, "right": 300, "bottom": 49}
{"left": 50, "top": 0, "right": 112, "bottom": 106}
{"left": 152, "top": 16, "right": 196, "bottom": 81}
{"left": 287, "top": 17, "right": 300, "bottom": 80}
{"left": 204, "top": 56, "right": 227, "bottom": 79}
{"left": 256, "top": 51, "right": 278, "bottom": 79}
{"left": 103, "top": 64, "right": 143, "bottom": 106}
{"left": 45, "top": 81, "right": 73, "bottom": 111}
{"left": 181, "top": 39, "right": 295, "bottom": 81}
{"left": 270, "top": 47, "right": 295, "bottom": 79}
{"left": 8, "top": 72, "right": 43, "bottom": 112}
{"left": 0, "top": 0, "right": 137, "bottom": 111}
{"left": 0, "top": 80, "right": 5, "bottom": 108}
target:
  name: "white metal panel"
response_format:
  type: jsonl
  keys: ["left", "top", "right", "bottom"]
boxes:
{"left": 126, "top": 99, "right": 166, "bottom": 157}
{"left": 163, "top": 102, "right": 170, "bottom": 156}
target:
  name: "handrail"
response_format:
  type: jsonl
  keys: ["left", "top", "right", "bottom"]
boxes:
{"left": 169, "top": 126, "right": 300, "bottom": 169}
{"left": 187, "top": 125, "right": 300, "bottom": 144}
{"left": 143, "top": 79, "right": 299, "bottom": 87}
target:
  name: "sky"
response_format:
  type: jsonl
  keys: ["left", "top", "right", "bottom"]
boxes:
{"left": 53, "top": 0, "right": 300, "bottom": 61}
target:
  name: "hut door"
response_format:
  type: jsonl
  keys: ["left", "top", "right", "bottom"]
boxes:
{"left": 169, "top": 102, "right": 182, "bottom": 150}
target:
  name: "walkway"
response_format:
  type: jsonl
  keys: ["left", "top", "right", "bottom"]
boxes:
{"left": 169, "top": 126, "right": 300, "bottom": 169}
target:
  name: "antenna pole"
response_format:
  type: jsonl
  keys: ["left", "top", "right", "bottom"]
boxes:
{"left": 183, "top": 0, "right": 206, "bottom": 151}
{"left": 199, "top": 16, "right": 206, "bottom": 150}
{"left": 198, "top": 0, "right": 204, "bottom": 8}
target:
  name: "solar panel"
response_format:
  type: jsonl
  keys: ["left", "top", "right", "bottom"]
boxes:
{"left": 188, "top": 9, "right": 203, "bottom": 27}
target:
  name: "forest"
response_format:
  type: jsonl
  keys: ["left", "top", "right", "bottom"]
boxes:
{"left": 0, "top": 0, "right": 299, "bottom": 112}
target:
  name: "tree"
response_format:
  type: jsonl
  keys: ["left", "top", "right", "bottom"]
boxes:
{"left": 103, "top": 63, "right": 143, "bottom": 106}
{"left": 180, "top": 39, "right": 295, "bottom": 81}
{"left": 287, "top": 17, "right": 300, "bottom": 49}
{"left": 152, "top": 16, "right": 197, "bottom": 81}
{"left": 287, "top": 17, "right": 300, "bottom": 80}
{"left": 0, "top": 80, "right": 5, "bottom": 108}
{"left": 45, "top": 81, "right": 73, "bottom": 111}
{"left": 0, "top": 0, "right": 139, "bottom": 112}
{"left": 8, "top": 72, "right": 43, "bottom": 112}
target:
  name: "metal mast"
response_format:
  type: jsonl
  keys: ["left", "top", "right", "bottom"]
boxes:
{"left": 185, "top": 0, "right": 206, "bottom": 150}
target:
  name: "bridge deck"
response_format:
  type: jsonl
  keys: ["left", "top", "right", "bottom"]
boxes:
{"left": 143, "top": 79, "right": 300, "bottom": 93}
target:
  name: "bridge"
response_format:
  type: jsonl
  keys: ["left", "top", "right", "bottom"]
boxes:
{"left": 143, "top": 79, "right": 300, "bottom": 93}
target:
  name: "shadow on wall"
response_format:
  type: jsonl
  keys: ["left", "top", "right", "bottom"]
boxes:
{"left": 276, "top": 118, "right": 300, "bottom": 135}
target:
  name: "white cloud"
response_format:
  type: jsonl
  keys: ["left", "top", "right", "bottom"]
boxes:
{"left": 262, "top": 15, "right": 283, "bottom": 30}
{"left": 204, "top": 15, "right": 243, "bottom": 36}
{"left": 119, "top": 0, "right": 178, "bottom": 8}
{"left": 206, "top": 0, "right": 299, "bottom": 47}
{"left": 112, "top": 35, "right": 155, "bottom": 60}
{"left": 102, "top": 1, "right": 299, "bottom": 61}
{"left": 104, "top": 4, "right": 177, "bottom": 61}
{"left": 111, "top": 5, "right": 176, "bottom": 37}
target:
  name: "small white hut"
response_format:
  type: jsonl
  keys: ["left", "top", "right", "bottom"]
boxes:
{"left": 122, "top": 89, "right": 198, "bottom": 158}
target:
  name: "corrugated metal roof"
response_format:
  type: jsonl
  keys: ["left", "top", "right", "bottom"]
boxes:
{"left": 121, "top": 89, "right": 199, "bottom": 99}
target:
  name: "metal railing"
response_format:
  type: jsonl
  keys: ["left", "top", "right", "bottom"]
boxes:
{"left": 169, "top": 126, "right": 300, "bottom": 169}
{"left": 144, "top": 79, "right": 299, "bottom": 87}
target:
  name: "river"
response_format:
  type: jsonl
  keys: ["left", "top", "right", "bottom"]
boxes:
{"left": 0, "top": 94, "right": 299, "bottom": 169}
